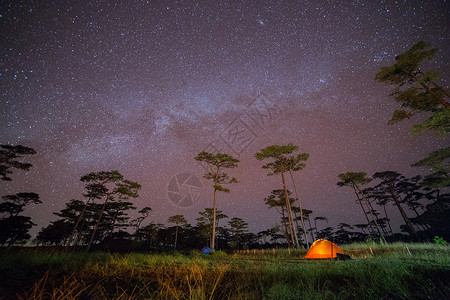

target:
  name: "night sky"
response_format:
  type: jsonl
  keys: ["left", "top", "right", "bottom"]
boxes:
{"left": 2, "top": 1, "right": 449, "bottom": 237}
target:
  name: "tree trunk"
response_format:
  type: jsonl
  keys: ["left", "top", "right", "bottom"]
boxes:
{"left": 355, "top": 186, "right": 387, "bottom": 243}
{"left": 281, "top": 171, "right": 299, "bottom": 248}
{"left": 174, "top": 225, "right": 178, "bottom": 250}
{"left": 289, "top": 169, "right": 309, "bottom": 248}
{"left": 382, "top": 204, "right": 394, "bottom": 236}
{"left": 431, "top": 80, "right": 450, "bottom": 99}
{"left": 412, "top": 73, "right": 450, "bottom": 108}
{"left": 389, "top": 187, "right": 421, "bottom": 242}
{"left": 86, "top": 195, "right": 110, "bottom": 252}
{"left": 281, "top": 207, "right": 291, "bottom": 246}
{"left": 307, "top": 217, "right": 315, "bottom": 242}
{"left": 314, "top": 219, "right": 318, "bottom": 236}
{"left": 410, "top": 206, "right": 429, "bottom": 231}
{"left": 354, "top": 189, "right": 376, "bottom": 236}
{"left": 211, "top": 187, "right": 217, "bottom": 250}
{"left": 65, "top": 199, "right": 90, "bottom": 251}
{"left": 366, "top": 201, "right": 389, "bottom": 237}
{"left": 105, "top": 211, "right": 120, "bottom": 247}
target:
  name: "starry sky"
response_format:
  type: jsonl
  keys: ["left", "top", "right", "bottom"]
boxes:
{"left": 1, "top": 1, "right": 449, "bottom": 237}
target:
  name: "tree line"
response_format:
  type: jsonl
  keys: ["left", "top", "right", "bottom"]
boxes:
{"left": 1, "top": 41, "right": 448, "bottom": 250}
{"left": 2, "top": 146, "right": 447, "bottom": 251}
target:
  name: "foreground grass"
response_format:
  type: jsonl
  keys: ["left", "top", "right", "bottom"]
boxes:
{"left": 0, "top": 243, "right": 449, "bottom": 299}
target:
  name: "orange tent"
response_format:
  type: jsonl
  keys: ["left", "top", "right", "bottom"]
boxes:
{"left": 305, "top": 239, "right": 344, "bottom": 259}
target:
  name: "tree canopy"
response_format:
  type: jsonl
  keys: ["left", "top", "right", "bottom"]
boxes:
{"left": 375, "top": 41, "right": 449, "bottom": 136}
{"left": 0, "top": 144, "right": 37, "bottom": 181}
{"left": 195, "top": 152, "right": 239, "bottom": 250}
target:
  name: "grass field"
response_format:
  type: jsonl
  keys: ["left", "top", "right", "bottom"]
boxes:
{"left": 0, "top": 243, "right": 449, "bottom": 299}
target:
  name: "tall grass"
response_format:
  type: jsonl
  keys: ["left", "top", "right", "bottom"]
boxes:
{"left": 1, "top": 243, "right": 449, "bottom": 299}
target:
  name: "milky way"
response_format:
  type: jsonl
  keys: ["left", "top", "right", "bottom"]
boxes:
{"left": 1, "top": 1, "right": 449, "bottom": 236}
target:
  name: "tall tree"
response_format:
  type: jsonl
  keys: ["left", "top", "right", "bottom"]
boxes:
{"left": 0, "top": 144, "right": 36, "bottom": 181}
{"left": 372, "top": 171, "right": 421, "bottom": 241}
{"left": 0, "top": 192, "right": 41, "bottom": 246}
{"left": 139, "top": 223, "right": 164, "bottom": 250}
{"left": 286, "top": 154, "right": 310, "bottom": 248}
{"left": 228, "top": 217, "right": 249, "bottom": 250}
{"left": 103, "top": 200, "right": 136, "bottom": 244}
{"left": 35, "top": 219, "right": 73, "bottom": 246}
{"left": 264, "top": 189, "right": 295, "bottom": 245}
{"left": 299, "top": 208, "right": 315, "bottom": 243}
{"left": 0, "top": 216, "right": 34, "bottom": 247}
{"left": 375, "top": 41, "right": 449, "bottom": 190}
{"left": 375, "top": 41, "right": 449, "bottom": 132}
{"left": 195, "top": 152, "right": 239, "bottom": 250}
{"left": 195, "top": 207, "right": 228, "bottom": 248}
{"left": 411, "top": 192, "right": 450, "bottom": 240}
{"left": 268, "top": 225, "right": 284, "bottom": 245}
{"left": 64, "top": 177, "right": 110, "bottom": 250}
{"left": 78, "top": 171, "right": 141, "bottom": 251}
{"left": 168, "top": 214, "right": 188, "bottom": 250}
{"left": 131, "top": 207, "right": 152, "bottom": 238}
{"left": 255, "top": 144, "right": 309, "bottom": 248}
{"left": 337, "top": 172, "right": 387, "bottom": 243}
{"left": 364, "top": 187, "right": 394, "bottom": 236}
{"left": 395, "top": 175, "right": 430, "bottom": 232}
{"left": 60, "top": 199, "right": 92, "bottom": 248}
{"left": 0, "top": 144, "right": 37, "bottom": 246}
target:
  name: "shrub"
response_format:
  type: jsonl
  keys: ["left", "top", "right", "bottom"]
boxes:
{"left": 434, "top": 236, "right": 448, "bottom": 246}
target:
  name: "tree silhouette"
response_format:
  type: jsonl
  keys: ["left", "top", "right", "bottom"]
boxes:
{"left": 375, "top": 41, "right": 449, "bottom": 191}
{"left": 59, "top": 199, "right": 91, "bottom": 248}
{"left": 396, "top": 175, "right": 430, "bottom": 232}
{"left": 0, "top": 216, "right": 34, "bottom": 247}
{"left": 299, "top": 208, "right": 315, "bottom": 243}
{"left": 1, "top": 193, "right": 41, "bottom": 217}
{"left": 354, "top": 223, "right": 369, "bottom": 235}
{"left": 255, "top": 144, "right": 309, "bottom": 248}
{"left": 0, "top": 144, "right": 36, "bottom": 181}
{"left": 317, "top": 226, "right": 334, "bottom": 241}
{"left": 372, "top": 171, "right": 421, "bottom": 241}
{"left": 73, "top": 171, "right": 141, "bottom": 251}
{"left": 375, "top": 41, "right": 449, "bottom": 132}
{"left": 0, "top": 192, "right": 41, "bottom": 246}
{"left": 35, "top": 219, "right": 73, "bottom": 246}
{"left": 411, "top": 192, "right": 450, "bottom": 240}
{"left": 131, "top": 207, "right": 152, "bottom": 238}
{"left": 314, "top": 216, "right": 328, "bottom": 237}
{"left": 228, "top": 217, "right": 249, "bottom": 249}
{"left": 264, "top": 189, "right": 295, "bottom": 245}
{"left": 103, "top": 200, "right": 136, "bottom": 245}
{"left": 337, "top": 172, "right": 387, "bottom": 243}
{"left": 364, "top": 187, "right": 394, "bottom": 236}
{"left": 285, "top": 153, "right": 310, "bottom": 247}
{"left": 412, "top": 148, "right": 450, "bottom": 188}
{"left": 334, "top": 223, "right": 354, "bottom": 244}
{"left": 64, "top": 178, "right": 109, "bottom": 250}
{"left": 268, "top": 225, "right": 284, "bottom": 245}
{"left": 195, "top": 207, "right": 228, "bottom": 248}
{"left": 168, "top": 214, "right": 188, "bottom": 250}
{"left": 195, "top": 152, "right": 239, "bottom": 250}
{"left": 139, "top": 223, "right": 164, "bottom": 250}
{"left": 0, "top": 145, "right": 38, "bottom": 246}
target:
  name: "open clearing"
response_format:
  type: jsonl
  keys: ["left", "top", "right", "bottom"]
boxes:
{"left": 1, "top": 243, "right": 449, "bottom": 299}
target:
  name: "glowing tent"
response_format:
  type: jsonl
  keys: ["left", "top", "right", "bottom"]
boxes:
{"left": 305, "top": 239, "right": 344, "bottom": 259}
